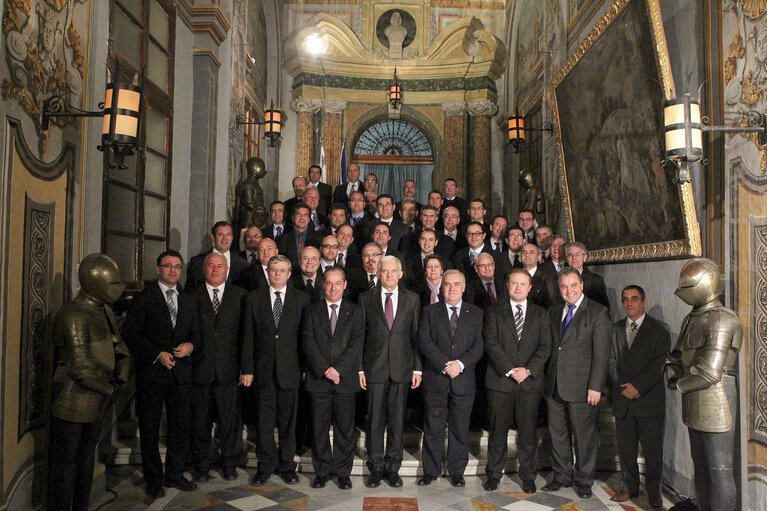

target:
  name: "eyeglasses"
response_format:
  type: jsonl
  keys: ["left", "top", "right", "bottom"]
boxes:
{"left": 508, "top": 234, "right": 524, "bottom": 239}
{"left": 475, "top": 263, "right": 495, "bottom": 269}
{"left": 158, "top": 264, "right": 183, "bottom": 270}
{"left": 349, "top": 198, "right": 364, "bottom": 202}
{"left": 550, "top": 242, "right": 565, "bottom": 247}
{"left": 321, "top": 244, "right": 340, "bottom": 249}
{"left": 567, "top": 252, "right": 586, "bottom": 257}
{"left": 364, "top": 179, "right": 377, "bottom": 183}
{"left": 363, "top": 252, "right": 383, "bottom": 258}
{"left": 467, "top": 232, "right": 484, "bottom": 237}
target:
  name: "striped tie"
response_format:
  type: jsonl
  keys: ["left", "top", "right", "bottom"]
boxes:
{"left": 165, "top": 289, "right": 177, "bottom": 328}
{"left": 515, "top": 304, "right": 524, "bottom": 340}
{"left": 368, "top": 274, "right": 376, "bottom": 290}
{"left": 273, "top": 290, "right": 283, "bottom": 327}
{"left": 212, "top": 288, "right": 220, "bottom": 314}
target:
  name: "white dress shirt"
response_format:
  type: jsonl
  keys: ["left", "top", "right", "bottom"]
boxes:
{"left": 205, "top": 282, "right": 226, "bottom": 304}
{"left": 561, "top": 293, "right": 586, "bottom": 321}
{"left": 326, "top": 299, "right": 342, "bottom": 318}
{"left": 445, "top": 301, "right": 465, "bottom": 372}
{"left": 269, "top": 284, "right": 288, "bottom": 308}
{"left": 626, "top": 312, "right": 646, "bottom": 348}
{"left": 505, "top": 299, "right": 528, "bottom": 377}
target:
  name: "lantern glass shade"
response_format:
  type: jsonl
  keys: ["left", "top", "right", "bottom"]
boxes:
{"left": 264, "top": 108, "right": 282, "bottom": 137}
{"left": 102, "top": 82, "right": 142, "bottom": 143}
{"left": 389, "top": 84, "right": 401, "bottom": 105}
{"left": 663, "top": 97, "right": 703, "bottom": 162}
{"left": 507, "top": 116, "right": 526, "bottom": 142}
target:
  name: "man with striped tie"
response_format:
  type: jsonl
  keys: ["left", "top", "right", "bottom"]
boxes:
{"left": 483, "top": 268, "right": 552, "bottom": 492}
{"left": 122, "top": 250, "right": 201, "bottom": 498}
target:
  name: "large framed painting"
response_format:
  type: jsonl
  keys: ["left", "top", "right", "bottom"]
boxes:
{"left": 549, "top": 0, "right": 701, "bottom": 263}
{"left": 515, "top": 0, "right": 544, "bottom": 113}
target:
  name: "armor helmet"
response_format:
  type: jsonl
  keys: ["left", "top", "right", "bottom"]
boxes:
{"left": 78, "top": 253, "right": 126, "bottom": 305}
{"left": 675, "top": 257, "right": 719, "bottom": 307}
{"left": 245, "top": 156, "right": 267, "bottom": 179}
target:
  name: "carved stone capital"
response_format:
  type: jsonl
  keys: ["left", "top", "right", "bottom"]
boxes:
{"left": 467, "top": 100, "right": 499, "bottom": 117}
{"left": 290, "top": 97, "right": 323, "bottom": 113}
{"left": 322, "top": 100, "right": 348, "bottom": 115}
{"left": 442, "top": 102, "right": 467, "bottom": 115}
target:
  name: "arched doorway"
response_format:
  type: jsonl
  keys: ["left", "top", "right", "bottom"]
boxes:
{"left": 353, "top": 119, "right": 434, "bottom": 203}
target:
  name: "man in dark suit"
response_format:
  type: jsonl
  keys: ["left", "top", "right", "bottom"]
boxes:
{"left": 234, "top": 237, "right": 277, "bottom": 292}
{"left": 316, "top": 203, "right": 348, "bottom": 238}
{"left": 346, "top": 242, "right": 383, "bottom": 302}
{"left": 348, "top": 191, "right": 374, "bottom": 250}
{"left": 308, "top": 165, "right": 333, "bottom": 215}
{"left": 465, "top": 252, "right": 508, "bottom": 310}
{"left": 484, "top": 215, "right": 508, "bottom": 255}
{"left": 336, "top": 224, "right": 361, "bottom": 269}
{"left": 190, "top": 253, "right": 253, "bottom": 482}
{"left": 122, "top": 250, "right": 201, "bottom": 498}
{"left": 277, "top": 203, "right": 322, "bottom": 268}
{"left": 467, "top": 198, "right": 491, "bottom": 235}
{"left": 243, "top": 255, "right": 310, "bottom": 486}
{"left": 453, "top": 221, "right": 490, "bottom": 279}
{"left": 395, "top": 181, "right": 422, "bottom": 221}
{"left": 186, "top": 221, "right": 249, "bottom": 291}
{"left": 301, "top": 267, "right": 364, "bottom": 490}
{"left": 538, "top": 234, "right": 567, "bottom": 277}
{"left": 543, "top": 267, "right": 612, "bottom": 499}
{"left": 370, "top": 223, "right": 404, "bottom": 262}
{"left": 303, "top": 188, "right": 329, "bottom": 231}
{"left": 442, "top": 206, "right": 467, "bottom": 250}
{"left": 499, "top": 226, "right": 526, "bottom": 276}
{"left": 417, "top": 270, "right": 484, "bottom": 487}
{"left": 404, "top": 228, "right": 439, "bottom": 293}
{"left": 483, "top": 268, "right": 552, "bottom": 492}
{"left": 521, "top": 242, "right": 558, "bottom": 309}
{"left": 441, "top": 178, "right": 468, "bottom": 224}
{"left": 332, "top": 163, "right": 363, "bottom": 205}
{"left": 262, "top": 201, "right": 287, "bottom": 240}
{"left": 366, "top": 194, "right": 408, "bottom": 251}
{"left": 608, "top": 285, "right": 669, "bottom": 508}
{"left": 400, "top": 205, "right": 455, "bottom": 261}
{"left": 535, "top": 225, "right": 553, "bottom": 263}
{"left": 359, "top": 255, "right": 422, "bottom": 488}
{"left": 397, "top": 198, "right": 419, "bottom": 232}
{"left": 291, "top": 246, "right": 324, "bottom": 302}
{"left": 518, "top": 209, "right": 536, "bottom": 243}
{"left": 284, "top": 176, "right": 309, "bottom": 219}
{"left": 565, "top": 242, "right": 610, "bottom": 310}
{"left": 240, "top": 227, "right": 263, "bottom": 266}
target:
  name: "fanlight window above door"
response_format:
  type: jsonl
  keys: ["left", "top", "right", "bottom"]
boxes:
{"left": 354, "top": 120, "right": 432, "bottom": 156}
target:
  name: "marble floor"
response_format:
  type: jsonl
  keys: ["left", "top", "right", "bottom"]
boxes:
{"left": 91, "top": 467, "right": 673, "bottom": 511}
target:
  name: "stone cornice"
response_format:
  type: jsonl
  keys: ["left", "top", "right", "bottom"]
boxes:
{"left": 178, "top": 0, "right": 231, "bottom": 46}
{"left": 291, "top": 97, "right": 323, "bottom": 113}
{"left": 442, "top": 102, "right": 467, "bottom": 115}
{"left": 322, "top": 100, "right": 348, "bottom": 114}
{"left": 467, "top": 100, "right": 498, "bottom": 117}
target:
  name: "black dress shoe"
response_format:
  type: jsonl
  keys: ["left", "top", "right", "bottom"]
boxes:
{"left": 483, "top": 478, "right": 499, "bottom": 491}
{"left": 192, "top": 470, "right": 211, "bottom": 483}
{"left": 417, "top": 475, "right": 437, "bottom": 486}
{"left": 222, "top": 467, "right": 237, "bottom": 481}
{"left": 146, "top": 484, "right": 165, "bottom": 499}
{"left": 338, "top": 476, "right": 353, "bottom": 490}
{"left": 449, "top": 475, "right": 465, "bottom": 487}
{"left": 164, "top": 477, "right": 197, "bottom": 492}
{"left": 387, "top": 472, "right": 403, "bottom": 487}
{"left": 280, "top": 470, "right": 300, "bottom": 484}
{"left": 366, "top": 472, "right": 383, "bottom": 488}
{"left": 542, "top": 480, "right": 570, "bottom": 492}
{"left": 575, "top": 484, "right": 592, "bottom": 499}
{"left": 251, "top": 471, "right": 271, "bottom": 485}
{"left": 522, "top": 480, "right": 537, "bottom": 494}
{"left": 311, "top": 476, "right": 327, "bottom": 488}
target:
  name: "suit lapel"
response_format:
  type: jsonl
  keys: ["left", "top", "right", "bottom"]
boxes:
{"left": 319, "top": 301, "right": 333, "bottom": 338}
{"left": 500, "top": 301, "right": 519, "bottom": 342}
{"left": 561, "top": 298, "right": 588, "bottom": 345}
{"left": 391, "top": 289, "right": 407, "bottom": 330}
{"left": 616, "top": 318, "right": 629, "bottom": 353}
{"left": 154, "top": 284, "right": 176, "bottom": 332}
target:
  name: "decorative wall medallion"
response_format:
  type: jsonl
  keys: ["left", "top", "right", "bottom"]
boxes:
{"left": 376, "top": 9, "right": 416, "bottom": 49}
{"left": 1, "top": 0, "right": 87, "bottom": 159}
{"left": 19, "top": 198, "right": 54, "bottom": 440}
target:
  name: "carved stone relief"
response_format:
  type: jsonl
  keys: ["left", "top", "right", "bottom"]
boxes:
{"left": 2, "top": 0, "right": 87, "bottom": 158}
{"left": 751, "top": 219, "right": 767, "bottom": 445}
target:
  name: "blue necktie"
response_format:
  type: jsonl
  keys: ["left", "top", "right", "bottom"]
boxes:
{"left": 560, "top": 304, "right": 576, "bottom": 338}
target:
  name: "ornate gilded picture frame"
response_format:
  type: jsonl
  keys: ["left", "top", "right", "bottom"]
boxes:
{"left": 549, "top": 0, "right": 701, "bottom": 263}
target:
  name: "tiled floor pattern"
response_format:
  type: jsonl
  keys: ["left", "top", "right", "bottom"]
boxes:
{"left": 92, "top": 467, "right": 671, "bottom": 511}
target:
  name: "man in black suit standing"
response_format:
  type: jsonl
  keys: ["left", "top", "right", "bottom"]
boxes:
{"left": 608, "top": 285, "right": 669, "bottom": 508}
{"left": 307, "top": 165, "right": 332, "bottom": 215}
{"left": 301, "top": 267, "right": 364, "bottom": 490}
{"left": 190, "top": 253, "right": 253, "bottom": 483}
{"left": 483, "top": 268, "right": 552, "bottom": 492}
{"left": 453, "top": 221, "right": 490, "bottom": 279}
{"left": 417, "top": 270, "right": 484, "bottom": 487}
{"left": 122, "top": 250, "right": 201, "bottom": 498}
{"left": 499, "top": 226, "right": 526, "bottom": 276}
{"left": 240, "top": 227, "right": 263, "bottom": 266}
{"left": 359, "top": 255, "right": 422, "bottom": 488}
{"left": 565, "top": 242, "right": 610, "bottom": 310}
{"left": 333, "top": 163, "right": 363, "bottom": 205}
{"left": 543, "top": 267, "right": 612, "bottom": 499}
{"left": 484, "top": 215, "right": 508, "bottom": 255}
{"left": 371, "top": 223, "right": 404, "bottom": 262}
{"left": 466, "top": 252, "right": 507, "bottom": 310}
{"left": 521, "top": 242, "right": 558, "bottom": 309}
{"left": 442, "top": 206, "right": 466, "bottom": 250}
{"left": 539, "top": 234, "right": 567, "bottom": 277}
{"left": 235, "top": 237, "right": 277, "bottom": 292}
{"left": 303, "top": 188, "right": 328, "bottom": 231}
{"left": 442, "top": 178, "right": 468, "bottom": 223}
{"left": 518, "top": 209, "right": 536, "bottom": 243}
{"left": 367, "top": 194, "right": 408, "bottom": 251}
{"left": 291, "top": 246, "right": 324, "bottom": 303}
{"left": 336, "top": 224, "right": 361, "bottom": 269}
{"left": 535, "top": 225, "right": 553, "bottom": 263}
{"left": 186, "top": 221, "right": 249, "bottom": 291}
{"left": 243, "top": 255, "right": 310, "bottom": 486}
{"left": 262, "top": 201, "right": 287, "bottom": 240}
{"left": 277, "top": 203, "right": 322, "bottom": 268}
{"left": 284, "top": 176, "right": 309, "bottom": 218}
{"left": 400, "top": 205, "right": 455, "bottom": 261}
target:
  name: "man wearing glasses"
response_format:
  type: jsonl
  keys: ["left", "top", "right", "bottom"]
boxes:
{"left": 565, "top": 242, "right": 610, "bottom": 310}
{"left": 320, "top": 235, "right": 340, "bottom": 273}
{"left": 441, "top": 178, "right": 468, "bottom": 223}
{"left": 535, "top": 225, "right": 553, "bottom": 263}
{"left": 363, "top": 173, "right": 378, "bottom": 193}
{"left": 521, "top": 242, "right": 558, "bottom": 310}
{"left": 186, "top": 221, "right": 249, "bottom": 291}
{"left": 453, "top": 221, "right": 492, "bottom": 280}
{"left": 500, "top": 226, "right": 526, "bottom": 275}
{"left": 540, "top": 235, "right": 567, "bottom": 275}
{"left": 517, "top": 209, "right": 537, "bottom": 243}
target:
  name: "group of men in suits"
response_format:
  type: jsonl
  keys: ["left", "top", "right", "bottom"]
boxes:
{"left": 120, "top": 167, "right": 668, "bottom": 505}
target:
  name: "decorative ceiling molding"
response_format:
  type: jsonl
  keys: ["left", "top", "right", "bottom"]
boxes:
{"left": 178, "top": 0, "right": 231, "bottom": 46}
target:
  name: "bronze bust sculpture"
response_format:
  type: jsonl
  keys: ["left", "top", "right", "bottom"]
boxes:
{"left": 48, "top": 253, "right": 130, "bottom": 511}
{"left": 666, "top": 258, "right": 742, "bottom": 511}
{"left": 234, "top": 156, "right": 268, "bottom": 235}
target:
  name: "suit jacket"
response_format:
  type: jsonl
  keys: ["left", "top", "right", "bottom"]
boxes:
{"left": 122, "top": 282, "right": 201, "bottom": 384}
{"left": 404, "top": 254, "right": 427, "bottom": 294}
{"left": 243, "top": 285, "right": 310, "bottom": 389}
{"left": 311, "top": 182, "right": 333, "bottom": 215}
{"left": 262, "top": 223, "right": 287, "bottom": 240}
{"left": 365, "top": 219, "right": 409, "bottom": 254}
{"left": 441, "top": 196, "right": 469, "bottom": 223}
{"left": 465, "top": 275, "right": 509, "bottom": 310}
{"left": 276, "top": 228, "right": 323, "bottom": 268}
{"left": 484, "top": 238, "right": 507, "bottom": 256}
{"left": 498, "top": 250, "right": 523, "bottom": 277}
{"left": 609, "top": 315, "right": 669, "bottom": 418}
{"left": 452, "top": 247, "right": 484, "bottom": 279}
{"left": 291, "top": 272, "right": 325, "bottom": 302}
{"left": 399, "top": 229, "right": 456, "bottom": 262}
{"left": 301, "top": 300, "right": 364, "bottom": 394}
{"left": 337, "top": 246, "right": 362, "bottom": 270}
{"left": 344, "top": 267, "right": 374, "bottom": 303}
{"left": 418, "top": 301, "right": 484, "bottom": 395}
{"left": 529, "top": 267, "right": 558, "bottom": 309}
{"left": 359, "top": 286, "right": 423, "bottom": 383}
{"left": 185, "top": 250, "right": 249, "bottom": 291}
{"left": 192, "top": 284, "right": 252, "bottom": 384}
{"left": 332, "top": 181, "right": 362, "bottom": 205}
{"left": 545, "top": 296, "right": 612, "bottom": 402}
{"left": 234, "top": 264, "right": 269, "bottom": 292}
{"left": 484, "top": 300, "right": 551, "bottom": 394}
{"left": 582, "top": 267, "right": 610, "bottom": 310}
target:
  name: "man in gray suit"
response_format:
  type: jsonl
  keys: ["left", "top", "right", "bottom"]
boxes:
{"left": 609, "top": 285, "right": 669, "bottom": 508}
{"left": 359, "top": 255, "right": 422, "bottom": 488}
{"left": 543, "top": 267, "right": 611, "bottom": 499}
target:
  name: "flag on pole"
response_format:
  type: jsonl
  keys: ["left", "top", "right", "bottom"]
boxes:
{"left": 319, "top": 141, "right": 327, "bottom": 183}
{"left": 339, "top": 139, "right": 347, "bottom": 185}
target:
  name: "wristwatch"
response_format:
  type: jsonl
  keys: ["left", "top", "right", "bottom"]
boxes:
{"left": 525, "top": 369, "right": 532, "bottom": 376}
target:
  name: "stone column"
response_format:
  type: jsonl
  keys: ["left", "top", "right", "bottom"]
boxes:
{"left": 322, "top": 100, "right": 348, "bottom": 188}
{"left": 468, "top": 100, "right": 498, "bottom": 206}
{"left": 290, "top": 97, "right": 322, "bottom": 176}
{"left": 442, "top": 102, "right": 467, "bottom": 193}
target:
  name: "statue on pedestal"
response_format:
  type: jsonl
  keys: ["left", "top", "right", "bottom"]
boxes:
{"left": 519, "top": 169, "right": 546, "bottom": 221}
{"left": 48, "top": 254, "right": 130, "bottom": 511}
{"left": 666, "top": 258, "right": 742, "bottom": 511}
{"left": 234, "top": 156, "right": 267, "bottom": 235}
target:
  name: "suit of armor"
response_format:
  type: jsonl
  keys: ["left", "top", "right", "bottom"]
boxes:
{"left": 666, "top": 258, "right": 742, "bottom": 511}
{"left": 48, "top": 254, "right": 129, "bottom": 511}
